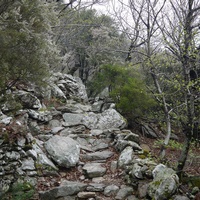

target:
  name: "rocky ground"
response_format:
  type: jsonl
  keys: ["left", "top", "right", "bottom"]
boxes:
{"left": 35, "top": 129, "right": 200, "bottom": 200}
{"left": 1, "top": 72, "right": 199, "bottom": 200}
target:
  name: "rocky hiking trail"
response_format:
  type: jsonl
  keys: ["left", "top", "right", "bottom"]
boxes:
{"left": 36, "top": 129, "right": 200, "bottom": 200}
{"left": 1, "top": 72, "right": 199, "bottom": 200}
{"left": 37, "top": 129, "right": 138, "bottom": 200}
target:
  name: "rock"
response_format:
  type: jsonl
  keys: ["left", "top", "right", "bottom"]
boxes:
{"left": 92, "top": 177, "right": 105, "bottom": 183}
{"left": 48, "top": 119, "right": 62, "bottom": 129}
{"left": 118, "top": 146, "right": 133, "bottom": 168}
{"left": 17, "top": 90, "right": 42, "bottom": 109}
{"left": 51, "top": 126, "right": 64, "bottom": 134}
{"left": 82, "top": 163, "right": 106, "bottom": 178}
{"left": 115, "top": 140, "right": 142, "bottom": 152}
{"left": 5, "top": 151, "right": 20, "bottom": 160}
{"left": 50, "top": 83, "right": 66, "bottom": 100}
{"left": 173, "top": 195, "right": 190, "bottom": 200}
{"left": 39, "top": 180, "right": 87, "bottom": 200}
{"left": 0, "top": 116, "right": 12, "bottom": 125}
{"left": 57, "top": 101, "right": 91, "bottom": 113}
{"left": 115, "top": 186, "right": 134, "bottom": 200}
{"left": 141, "top": 124, "right": 158, "bottom": 138}
{"left": 81, "top": 150, "right": 114, "bottom": 161}
{"left": 92, "top": 142, "right": 109, "bottom": 151}
{"left": 104, "top": 185, "right": 119, "bottom": 197}
{"left": 77, "top": 192, "right": 96, "bottom": 198}
{"left": 21, "top": 157, "right": 35, "bottom": 171}
{"left": 44, "top": 136, "right": 80, "bottom": 168}
{"left": 87, "top": 183, "right": 105, "bottom": 192}
{"left": 138, "top": 183, "right": 149, "bottom": 198}
{"left": 82, "top": 108, "right": 127, "bottom": 129}
{"left": 124, "top": 132, "right": 140, "bottom": 144}
{"left": 91, "top": 101, "right": 104, "bottom": 113}
{"left": 126, "top": 195, "right": 139, "bottom": 200}
{"left": 51, "top": 73, "right": 88, "bottom": 102}
{"left": 148, "top": 164, "right": 179, "bottom": 200}
{"left": 152, "top": 164, "right": 166, "bottom": 178}
{"left": 28, "top": 109, "right": 52, "bottom": 122}
{"left": 130, "top": 163, "right": 144, "bottom": 179}
{"left": 90, "top": 129, "right": 103, "bottom": 136}
{"left": 62, "top": 113, "right": 84, "bottom": 127}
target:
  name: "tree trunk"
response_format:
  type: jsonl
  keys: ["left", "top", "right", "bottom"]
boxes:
{"left": 176, "top": 133, "right": 191, "bottom": 176}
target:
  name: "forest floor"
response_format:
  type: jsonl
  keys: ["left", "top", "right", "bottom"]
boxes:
{"left": 139, "top": 133, "right": 200, "bottom": 176}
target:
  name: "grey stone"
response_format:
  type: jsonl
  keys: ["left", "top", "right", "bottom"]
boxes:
{"left": 124, "top": 132, "right": 139, "bottom": 143}
{"left": 126, "top": 195, "right": 139, "bottom": 200}
{"left": 118, "top": 146, "right": 133, "bottom": 168}
{"left": 115, "top": 186, "right": 134, "bottom": 200}
{"left": 92, "top": 177, "right": 105, "bottom": 183}
{"left": 57, "top": 196, "right": 76, "bottom": 200}
{"left": 91, "top": 101, "right": 104, "bottom": 113}
{"left": 77, "top": 192, "right": 96, "bottom": 198}
{"left": 5, "top": 151, "right": 20, "bottom": 160}
{"left": 82, "top": 108, "right": 127, "bottom": 129}
{"left": 48, "top": 119, "right": 62, "bottom": 129}
{"left": 130, "top": 163, "right": 143, "bottom": 179}
{"left": 39, "top": 180, "right": 87, "bottom": 200}
{"left": 81, "top": 150, "right": 114, "bottom": 161}
{"left": 0, "top": 117, "right": 12, "bottom": 125}
{"left": 21, "top": 157, "right": 35, "bottom": 171}
{"left": 148, "top": 165, "right": 179, "bottom": 200}
{"left": 50, "top": 73, "right": 88, "bottom": 102}
{"left": 45, "top": 135, "right": 80, "bottom": 168}
{"left": 152, "top": 164, "right": 166, "bottom": 178}
{"left": 90, "top": 129, "right": 103, "bottom": 136}
{"left": 51, "top": 126, "right": 64, "bottom": 134}
{"left": 57, "top": 102, "right": 91, "bottom": 113}
{"left": 17, "top": 90, "right": 42, "bottom": 109}
{"left": 115, "top": 140, "right": 142, "bottom": 152}
{"left": 83, "top": 163, "right": 106, "bottom": 178}
{"left": 173, "top": 195, "right": 190, "bottom": 200}
{"left": 50, "top": 83, "right": 66, "bottom": 100}
{"left": 138, "top": 183, "right": 149, "bottom": 198}
{"left": 28, "top": 109, "right": 52, "bottom": 122}
{"left": 104, "top": 185, "right": 119, "bottom": 197}
{"left": 62, "top": 113, "right": 84, "bottom": 126}
{"left": 87, "top": 183, "right": 105, "bottom": 192}
{"left": 92, "top": 142, "right": 109, "bottom": 151}
{"left": 110, "top": 161, "right": 118, "bottom": 173}
{"left": 59, "top": 128, "right": 72, "bottom": 136}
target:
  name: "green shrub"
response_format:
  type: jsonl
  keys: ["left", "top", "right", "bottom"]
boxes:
{"left": 88, "top": 64, "right": 157, "bottom": 121}
{"left": 3, "top": 181, "right": 34, "bottom": 200}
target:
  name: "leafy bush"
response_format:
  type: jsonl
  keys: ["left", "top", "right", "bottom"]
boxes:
{"left": 0, "top": 0, "right": 60, "bottom": 97}
{"left": 88, "top": 64, "right": 157, "bottom": 121}
{"left": 2, "top": 181, "right": 34, "bottom": 200}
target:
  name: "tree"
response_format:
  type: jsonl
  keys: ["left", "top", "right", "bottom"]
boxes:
{"left": 0, "top": 0, "right": 60, "bottom": 96}
{"left": 110, "top": 0, "right": 179, "bottom": 159}
{"left": 161, "top": 0, "right": 200, "bottom": 174}
{"left": 88, "top": 64, "right": 156, "bottom": 122}
{"left": 55, "top": 7, "right": 127, "bottom": 83}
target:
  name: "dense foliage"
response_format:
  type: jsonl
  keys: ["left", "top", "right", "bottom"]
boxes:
{"left": 0, "top": 0, "right": 199, "bottom": 173}
{"left": 55, "top": 7, "right": 127, "bottom": 83}
{"left": 88, "top": 64, "right": 156, "bottom": 121}
{"left": 0, "top": 0, "right": 59, "bottom": 95}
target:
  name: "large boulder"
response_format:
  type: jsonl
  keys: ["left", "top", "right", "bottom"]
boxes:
{"left": 85, "top": 108, "right": 126, "bottom": 129}
{"left": 49, "top": 72, "right": 88, "bottom": 102}
{"left": 62, "top": 108, "right": 127, "bottom": 130}
{"left": 39, "top": 180, "right": 87, "bottom": 200}
{"left": 44, "top": 135, "right": 80, "bottom": 168}
{"left": 148, "top": 164, "right": 179, "bottom": 200}
{"left": 16, "top": 90, "right": 42, "bottom": 109}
